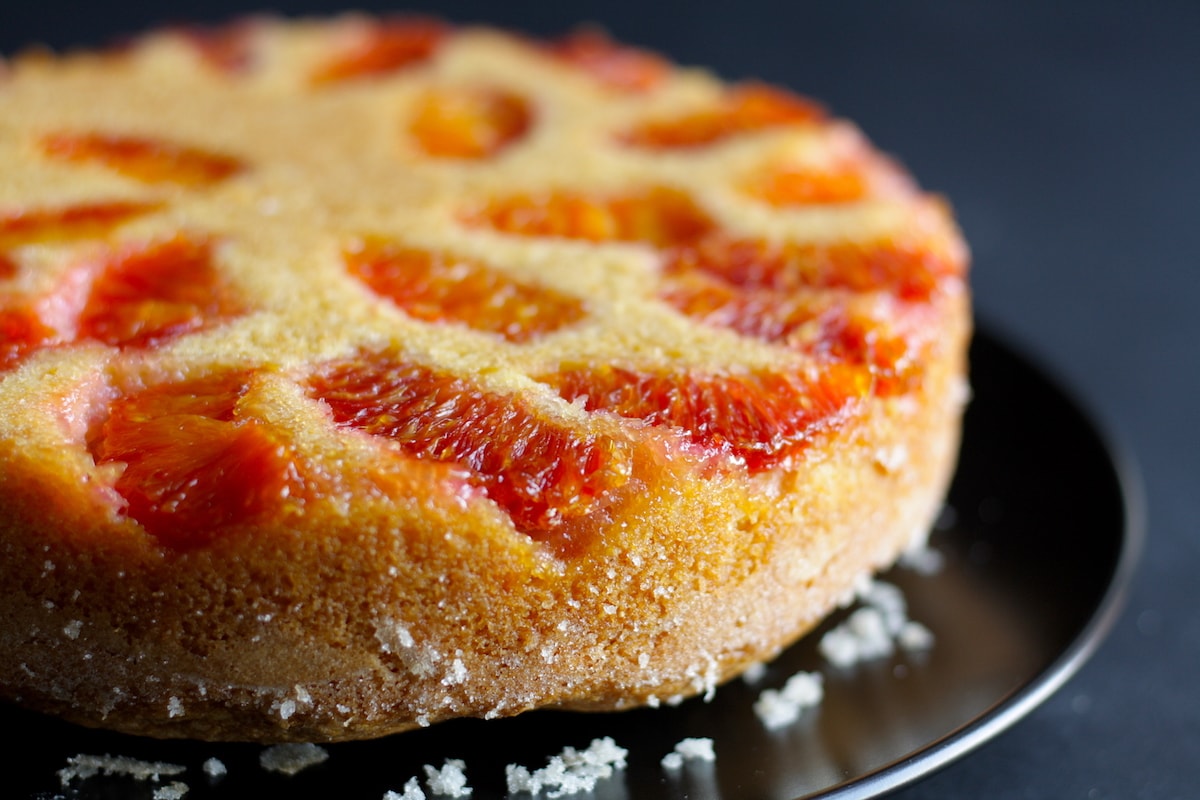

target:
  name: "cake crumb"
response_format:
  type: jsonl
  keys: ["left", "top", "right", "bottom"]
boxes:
{"left": 385, "top": 777, "right": 426, "bottom": 800}
{"left": 202, "top": 757, "right": 227, "bottom": 779}
{"left": 423, "top": 759, "right": 471, "bottom": 797}
{"left": 58, "top": 754, "right": 186, "bottom": 786}
{"left": 259, "top": 743, "right": 329, "bottom": 776}
{"left": 152, "top": 781, "right": 189, "bottom": 800}
{"left": 660, "top": 737, "right": 716, "bottom": 770}
{"left": 753, "top": 671, "right": 824, "bottom": 730}
{"left": 505, "top": 737, "right": 628, "bottom": 797}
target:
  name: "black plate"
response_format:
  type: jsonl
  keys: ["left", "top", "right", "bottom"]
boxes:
{"left": 9, "top": 329, "right": 1142, "bottom": 800}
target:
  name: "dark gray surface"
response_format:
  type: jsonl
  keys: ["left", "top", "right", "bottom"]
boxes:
{"left": 4, "top": 3, "right": 1197, "bottom": 798}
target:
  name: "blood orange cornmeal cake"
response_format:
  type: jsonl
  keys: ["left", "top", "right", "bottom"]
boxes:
{"left": 0, "top": 16, "right": 970, "bottom": 743}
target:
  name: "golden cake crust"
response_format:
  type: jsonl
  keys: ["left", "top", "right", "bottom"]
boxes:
{"left": 0, "top": 17, "right": 969, "bottom": 742}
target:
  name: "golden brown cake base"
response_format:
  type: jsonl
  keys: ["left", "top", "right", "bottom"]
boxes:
{"left": 0, "top": 17, "right": 969, "bottom": 742}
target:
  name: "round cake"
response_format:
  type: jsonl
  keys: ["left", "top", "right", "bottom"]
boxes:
{"left": 0, "top": 16, "right": 970, "bottom": 742}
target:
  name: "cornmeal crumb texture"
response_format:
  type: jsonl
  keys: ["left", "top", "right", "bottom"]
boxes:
{"left": 0, "top": 17, "right": 970, "bottom": 741}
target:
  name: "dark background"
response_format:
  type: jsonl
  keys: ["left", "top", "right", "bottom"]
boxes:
{"left": 4, "top": 2, "right": 1197, "bottom": 797}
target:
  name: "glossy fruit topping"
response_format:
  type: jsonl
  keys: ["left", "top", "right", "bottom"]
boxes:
{"left": 309, "top": 18, "right": 449, "bottom": 84}
{"left": 461, "top": 187, "right": 714, "bottom": 246}
{"left": 345, "top": 239, "right": 584, "bottom": 342}
{"left": 744, "top": 163, "right": 870, "bottom": 206}
{"left": 622, "top": 85, "right": 824, "bottom": 150}
{"left": 0, "top": 200, "right": 158, "bottom": 249}
{"left": 545, "top": 29, "right": 669, "bottom": 93}
{"left": 547, "top": 364, "right": 868, "bottom": 472}
{"left": 0, "top": 307, "right": 54, "bottom": 371}
{"left": 306, "top": 353, "right": 632, "bottom": 534}
{"left": 78, "top": 235, "right": 243, "bottom": 348}
{"left": 665, "top": 234, "right": 959, "bottom": 303}
{"left": 410, "top": 86, "right": 533, "bottom": 159}
{"left": 40, "top": 132, "right": 245, "bottom": 186}
{"left": 90, "top": 372, "right": 299, "bottom": 546}
{"left": 170, "top": 21, "right": 260, "bottom": 73}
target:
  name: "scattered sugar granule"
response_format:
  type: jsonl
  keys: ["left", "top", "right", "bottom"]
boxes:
{"left": 58, "top": 754, "right": 186, "bottom": 786}
{"left": 63, "top": 620, "right": 82, "bottom": 640}
{"left": 167, "top": 696, "right": 185, "bottom": 718}
{"left": 423, "top": 759, "right": 472, "bottom": 797}
{"left": 384, "top": 777, "right": 427, "bottom": 800}
{"left": 898, "top": 620, "right": 935, "bottom": 651}
{"left": 505, "top": 737, "right": 628, "bottom": 798}
{"left": 741, "top": 662, "right": 768, "bottom": 684}
{"left": 819, "top": 578, "right": 935, "bottom": 668}
{"left": 202, "top": 758, "right": 227, "bottom": 779}
{"left": 259, "top": 743, "right": 329, "bottom": 776}
{"left": 152, "top": 781, "right": 189, "bottom": 800}
{"left": 660, "top": 737, "right": 716, "bottom": 770}
{"left": 753, "top": 671, "right": 824, "bottom": 730}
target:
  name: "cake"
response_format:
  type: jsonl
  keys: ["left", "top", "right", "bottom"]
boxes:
{"left": 0, "top": 16, "right": 970, "bottom": 742}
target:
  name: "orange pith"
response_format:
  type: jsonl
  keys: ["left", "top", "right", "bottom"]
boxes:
{"left": 78, "top": 234, "right": 243, "bottom": 348}
{"left": 40, "top": 132, "right": 245, "bottom": 186}
{"left": 410, "top": 86, "right": 533, "bottom": 160}
{"left": 345, "top": 239, "right": 585, "bottom": 342}
{"left": 547, "top": 364, "right": 868, "bottom": 471}
{"left": 461, "top": 187, "right": 715, "bottom": 246}
{"left": 309, "top": 18, "right": 448, "bottom": 84}
{"left": 306, "top": 353, "right": 633, "bottom": 535}
{"left": 622, "top": 84, "right": 825, "bottom": 149}
{"left": 89, "top": 372, "right": 300, "bottom": 547}
{"left": 545, "top": 30, "right": 669, "bottom": 93}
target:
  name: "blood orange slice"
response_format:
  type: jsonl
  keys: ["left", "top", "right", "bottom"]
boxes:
{"left": 90, "top": 372, "right": 299, "bottom": 547}
{"left": 345, "top": 239, "right": 584, "bottom": 342}
{"left": 545, "top": 29, "right": 668, "bottom": 93}
{"left": 547, "top": 363, "right": 868, "bottom": 471}
{"left": 40, "top": 132, "right": 245, "bottom": 186}
{"left": 78, "top": 234, "right": 243, "bottom": 348}
{"left": 410, "top": 87, "right": 533, "bottom": 160}
{"left": 309, "top": 18, "right": 449, "bottom": 85}
{"left": 306, "top": 353, "right": 633, "bottom": 535}
{"left": 622, "top": 84, "right": 824, "bottom": 150}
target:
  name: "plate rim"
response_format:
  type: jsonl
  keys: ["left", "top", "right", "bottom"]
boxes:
{"left": 811, "top": 325, "right": 1147, "bottom": 800}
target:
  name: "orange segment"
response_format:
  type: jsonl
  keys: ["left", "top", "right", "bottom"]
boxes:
{"left": 660, "top": 277, "right": 918, "bottom": 396}
{"left": 545, "top": 30, "right": 669, "bottom": 93}
{"left": 306, "top": 354, "right": 633, "bottom": 534}
{"left": 622, "top": 84, "right": 825, "bottom": 149}
{"left": 40, "top": 132, "right": 245, "bottom": 186}
{"left": 345, "top": 239, "right": 584, "bottom": 342}
{"left": 461, "top": 187, "right": 714, "bottom": 246}
{"left": 548, "top": 364, "right": 868, "bottom": 471}
{"left": 745, "top": 164, "right": 870, "bottom": 205}
{"left": 666, "top": 234, "right": 962, "bottom": 302}
{"left": 89, "top": 372, "right": 300, "bottom": 547}
{"left": 410, "top": 86, "right": 533, "bottom": 159}
{"left": 170, "top": 21, "right": 259, "bottom": 73}
{"left": 309, "top": 18, "right": 448, "bottom": 84}
{"left": 0, "top": 307, "right": 54, "bottom": 371}
{"left": 0, "top": 200, "right": 158, "bottom": 249}
{"left": 78, "top": 234, "right": 244, "bottom": 348}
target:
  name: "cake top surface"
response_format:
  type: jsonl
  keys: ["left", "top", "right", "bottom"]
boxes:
{"left": 0, "top": 17, "right": 967, "bottom": 553}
